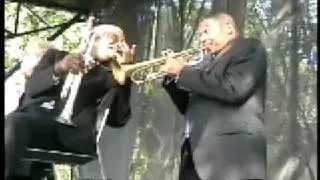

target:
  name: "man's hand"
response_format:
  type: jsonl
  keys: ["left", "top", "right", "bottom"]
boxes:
{"left": 55, "top": 53, "right": 85, "bottom": 75}
{"left": 160, "top": 59, "right": 186, "bottom": 78}
{"left": 160, "top": 49, "right": 187, "bottom": 78}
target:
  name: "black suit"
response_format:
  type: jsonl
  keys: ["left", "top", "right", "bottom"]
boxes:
{"left": 163, "top": 37, "right": 267, "bottom": 180}
{"left": 5, "top": 49, "right": 131, "bottom": 178}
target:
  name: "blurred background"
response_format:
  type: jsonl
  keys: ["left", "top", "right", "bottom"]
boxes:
{"left": 5, "top": 0, "right": 317, "bottom": 179}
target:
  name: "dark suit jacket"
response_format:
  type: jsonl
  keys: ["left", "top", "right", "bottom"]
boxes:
{"left": 163, "top": 37, "right": 267, "bottom": 180}
{"left": 17, "top": 48, "right": 131, "bottom": 154}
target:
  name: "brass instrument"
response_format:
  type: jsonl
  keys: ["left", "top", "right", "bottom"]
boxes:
{"left": 56, "top": 15, "right": 96, "bottom": 125}
{"left": 111, "top": 48, "right": 202, "bottom": 85}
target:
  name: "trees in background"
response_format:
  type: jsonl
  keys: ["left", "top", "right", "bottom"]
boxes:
{"left": 245, "top": 0, "right": 317, "bottom": 179}
{"left": 4, "top": 2, "right": 85, "bottom": 69}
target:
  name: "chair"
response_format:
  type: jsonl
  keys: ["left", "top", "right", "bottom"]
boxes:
{"left": 20, "top": 107, "right": 111, "bottom": 180}
{"left": 22, "top": 148, "right": 97, "bottom": 180}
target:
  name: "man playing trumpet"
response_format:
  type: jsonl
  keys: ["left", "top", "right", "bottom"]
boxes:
{"left": 161, "top": 13, "right": 267, "bottom": 180}
{"left": 5, "top": 24, "right": 135, "bottom": 179}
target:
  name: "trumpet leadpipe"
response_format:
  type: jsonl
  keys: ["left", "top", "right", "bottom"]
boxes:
{"left": 111, "top": 48, "right": 201, "bottom": 85}
{"left": 111, "top": 56, "right": 167, "bottom": 85}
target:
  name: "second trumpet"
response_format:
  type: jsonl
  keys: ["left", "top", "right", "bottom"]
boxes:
{"left": 111, "top": 48, "right": 201, "bottom": 85}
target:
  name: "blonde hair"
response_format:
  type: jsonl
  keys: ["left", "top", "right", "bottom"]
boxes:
{"left": 91, "top": 24, "right": 126, "bottom": 59}
{"left": 93, "top": 24, "right": 125, "bottom": 42}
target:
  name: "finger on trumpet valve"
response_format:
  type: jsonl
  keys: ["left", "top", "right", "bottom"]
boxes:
{"left": 161, "top": 49, "right": 174, "bottom": 57}
{"left": 161, "top": 50, "right": 167, "bottom": 57}
{"left": 166, "top": 49, "right": 174, "bottom": 54}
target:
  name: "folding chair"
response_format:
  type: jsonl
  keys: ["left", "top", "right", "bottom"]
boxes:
{"left": 21, "top": 106, "right": 111, "bottom": 180}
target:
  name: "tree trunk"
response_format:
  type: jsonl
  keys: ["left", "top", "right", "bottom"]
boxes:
{"left": 186, "top": 0, "right": 206, "bottom": 48}
{"left": 211, "top": 0, "right": 247, "bottom": 33}
{"left": 211, "top": 0, "right": 227, "bottom": 14}
{"left": 288, "top": 0, "right": 300, "bottom": 157}
{"left": 178, "top": 0, "right": 185, "bottom": 50}
{"left": 281, "top": 0, "right": 304, "bottom": 178}
{"left": 226, "top": 0, "right": 247, "bottom": 34}
{"left": 149, "top": 0, "right": 160, "bottom": 59}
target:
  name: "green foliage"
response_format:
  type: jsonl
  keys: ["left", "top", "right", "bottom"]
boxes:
{"left": 5, "top": 2, "right": 84, "bottom": 69}
{"left": 244, "top": 0, "right": 264, "bottom": 38}
{"left": 245, "top": 0, "right": 317, "bottom": 178}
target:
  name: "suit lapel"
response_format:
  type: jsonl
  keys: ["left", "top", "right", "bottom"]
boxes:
{"left": 203, "top": 38, "right": 242, "bottom": 73}
{"left": 195, "top": 54, "right": 213, "bottom": 70}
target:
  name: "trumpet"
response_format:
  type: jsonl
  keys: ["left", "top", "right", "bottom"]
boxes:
{"left": 56, "top": 15, "right": 96, "bottom": 125}
{"left": 111, "top": 48, "right": 203, "bottom": 85}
